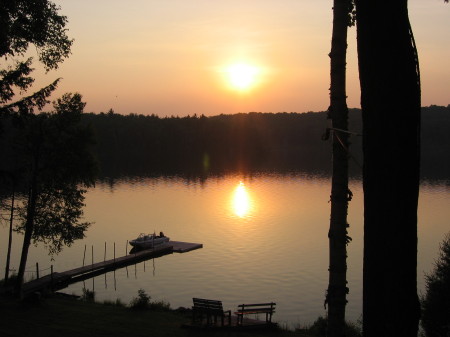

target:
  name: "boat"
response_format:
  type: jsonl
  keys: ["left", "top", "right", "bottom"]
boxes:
{"left": 129, "top": 232, "right": 170, "bottom": 249}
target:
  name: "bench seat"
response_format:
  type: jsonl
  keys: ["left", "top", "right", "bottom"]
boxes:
{"left": 192, "top": 298, "right": 231, "bottom": 326}
{"left": 234, "top": 302, "right": 276, "bottom": 325}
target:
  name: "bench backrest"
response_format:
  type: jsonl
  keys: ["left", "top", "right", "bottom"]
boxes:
{"left": 193, "top": 298, "right": 224, "bottom": 313}
{"left": 237, "top": 302, "right": 276, "bottom": 312}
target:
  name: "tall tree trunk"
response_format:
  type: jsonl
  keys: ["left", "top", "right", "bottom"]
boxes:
{"left": 4, "top": 186, "right": 16, "bottom": 285}
{"left": 326, "top": 1, "right": 351, "bottom": 336}
{"left": 15, "top": 160, "right": 39, "bottom": 297}
{"left": 354, "top": 1, "right": 421, "bottom": 336}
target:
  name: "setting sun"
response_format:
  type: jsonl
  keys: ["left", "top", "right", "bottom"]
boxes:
{"left": 225, "top": 63, "right": 260, "bottom": 91}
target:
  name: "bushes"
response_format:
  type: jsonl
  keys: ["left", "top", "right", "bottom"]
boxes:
{"left": 295, "top": 316, "right": 362, "bottom": 337}
{"left": 421, "top": 233, "right": 450, "bottom": 337}
{"left": 78, "top": 288, "right": 170, "bottom": 311}
{"left": 81, "top": 287, "right": 95, "bottom": 302}
{"left": 129, "top": 289, "right": 170, "bottom": 311}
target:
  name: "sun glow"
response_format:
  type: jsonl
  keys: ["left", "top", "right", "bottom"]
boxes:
{"left": 225, "top": 63, "right": 260, "bottom": 91}
{"left": 232, "top": 181, "right": 252, "bottom": 218}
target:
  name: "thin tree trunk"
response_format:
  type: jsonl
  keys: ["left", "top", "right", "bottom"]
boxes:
{"left": 15, "top": 158, "right": 39, "bottom": 297}
{"left": 4, "top": 186, "right": 16, "bottom": 285}
{"left": 326, "top": 1, "right": 351, "bottom": 336}
{"left": 355, "top": 1, "right": 421, "bottom": 336}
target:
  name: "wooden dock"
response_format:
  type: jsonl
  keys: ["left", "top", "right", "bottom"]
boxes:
{"left": 21, "top": 241, "right": 202, "bottom": 296}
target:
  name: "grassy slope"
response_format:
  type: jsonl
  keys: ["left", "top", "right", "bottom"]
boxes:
{"left": 0, "top": 296, "right": 299, "bottom": 337}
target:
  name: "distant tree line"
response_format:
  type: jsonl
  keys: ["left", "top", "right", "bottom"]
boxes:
{"left": 79, "top": 105, "right": 449, "bottom": 180}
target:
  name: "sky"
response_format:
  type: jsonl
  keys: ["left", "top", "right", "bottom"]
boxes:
{"left": 29, "top": 0, "right": 450, "bottom": 117}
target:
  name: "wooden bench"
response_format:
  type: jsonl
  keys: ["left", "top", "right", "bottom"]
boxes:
{"left": 234, "top": 302, "right": 276, "bottom": 325}
{"left": 192, "top": 298, "right": 231, "bottom": 326}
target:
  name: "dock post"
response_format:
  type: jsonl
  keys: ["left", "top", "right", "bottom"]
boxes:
{"left": 104, "top": 241, "right": 107, "bottom": 289}
{"left": 50, "top": 265, "right": 54, "bottom": 288}
{"left": 82, "top": 244, "right": 86, "bottom": 288}
{"left": 92, "top": 245, "right": 95, "bottom": 292}
{"left": 114, "top": 242, "right": 116, "bottom": 264}
{"left": 125, "top": 241, "right": 129, "bottom": 278}
{"left": 82, "top": 244, "right": 86, "bottom": 267}
{"left": 36, "top": 262, "right": 39, "bottom": 279}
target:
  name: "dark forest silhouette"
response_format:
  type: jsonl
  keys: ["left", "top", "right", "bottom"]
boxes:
{"left": 72, "top": 105, "right": 449, "bottom": 180}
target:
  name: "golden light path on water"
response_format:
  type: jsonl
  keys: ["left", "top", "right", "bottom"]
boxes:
{"left": 232, "top": 181, "right": 252, "bottom": 218}
{"left": 0, "top": 175, "right": 448, "bottom": 328}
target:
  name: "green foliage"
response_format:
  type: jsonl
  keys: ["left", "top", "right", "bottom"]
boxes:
{"left": 0, "top": 0, "right": 72, "bottom": 116}
{"left": 0, "top": 0, "right": 73, "bottom": 70}
{"left": 81, "top": 288, "right": 95, "bottom": 302}
{"left": 295, "top": 316, "right": 361, "bottom": 337}
{"left": 150, "top": 299, "right": 171, "bottom": 311}
{"left": 0, "top": 58, "right": 34, "bottom": 104}
{"left": 1, "top": 296, "right": 296, "bottom": 337}
{"left": 128, "top": 289, "right": 171, "bottom": 311}
{"left": 0, "top": 75, "right": 60, "bottom": 116}
{"left": 129, "top": 289, "right": 151, "bottom": 310}
{"left": 347, "top": 0, "right": 357, "bottom": 27}
{"left": 11, "top": 93, "right": 97, "bottom": 256}
{"left": 23, "top": 186, "right": 91, "bottom": 255}
{"left": 421, "top": 233, "right": 450, "bottom": 337}
{"left": 0, "top": 273, "right": 18, "bottom": 287}
{"left": 103, "top": 299, "right": 126, "bottom": 307}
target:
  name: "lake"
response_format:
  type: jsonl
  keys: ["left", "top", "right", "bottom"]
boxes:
{"left": 1, "top": 173, "right": 449, "bottom": 328}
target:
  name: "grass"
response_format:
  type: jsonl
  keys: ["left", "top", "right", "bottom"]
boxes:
{"left": 0, "top": 293, "right": 301, "bottom": 337}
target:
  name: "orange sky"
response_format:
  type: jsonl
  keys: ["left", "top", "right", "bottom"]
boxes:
{"left": 30, "top": 0, "right": 450, "bottom": 116}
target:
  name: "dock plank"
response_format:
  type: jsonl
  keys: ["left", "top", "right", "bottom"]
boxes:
{"left": 20, "top": 241, "right": 202, "bottom": 297}
{"left": 170, "top": 241, "right": 203, "bottom": 253}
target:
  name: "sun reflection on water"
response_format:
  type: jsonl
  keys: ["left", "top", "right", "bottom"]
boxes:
{"left": 232, "top": 181, "right": 252, "bottom": 218}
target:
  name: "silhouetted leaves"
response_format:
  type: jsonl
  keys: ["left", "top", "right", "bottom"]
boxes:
{"left": 0, "top": 0, "right": 72, "bottom": 118}
{"left": 421, "top": 233, "right": 450, "bottom": 337}
{"left": 0, "top": 0, "right": 73, "bottom": 70}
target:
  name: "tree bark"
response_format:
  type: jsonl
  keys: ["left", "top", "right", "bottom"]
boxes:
{"left": 326, "top": 1, "right": 351, "bottom": 336}
{"left": 4, "top": 187, "right": 15, "bottom": 285}
{"left": 354, "top": 1, "right": 421, "bottom": 336}
{"left": 15, "top": 156, "right": 39, "bottom": 297}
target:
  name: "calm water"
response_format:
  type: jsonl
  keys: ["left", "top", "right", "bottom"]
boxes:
{"left": 1, "top": 173, "right": 449, "bottom": 328}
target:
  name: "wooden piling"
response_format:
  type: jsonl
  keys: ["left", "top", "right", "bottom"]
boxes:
{"left": 82, "top": 245, "right": 86, "bottom": 267}
{"left": 91, "top": 245, "right": 94, "bottom": 292}
{"left": 125, "top": 240, "right": 129, "bottom": 277}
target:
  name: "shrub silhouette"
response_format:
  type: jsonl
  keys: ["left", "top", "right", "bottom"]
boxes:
{"left": 421, "top": 233, "right": 450, "bottom": 337}
{"left": 129, "top": 289, "right": 151, "bottom": 310}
